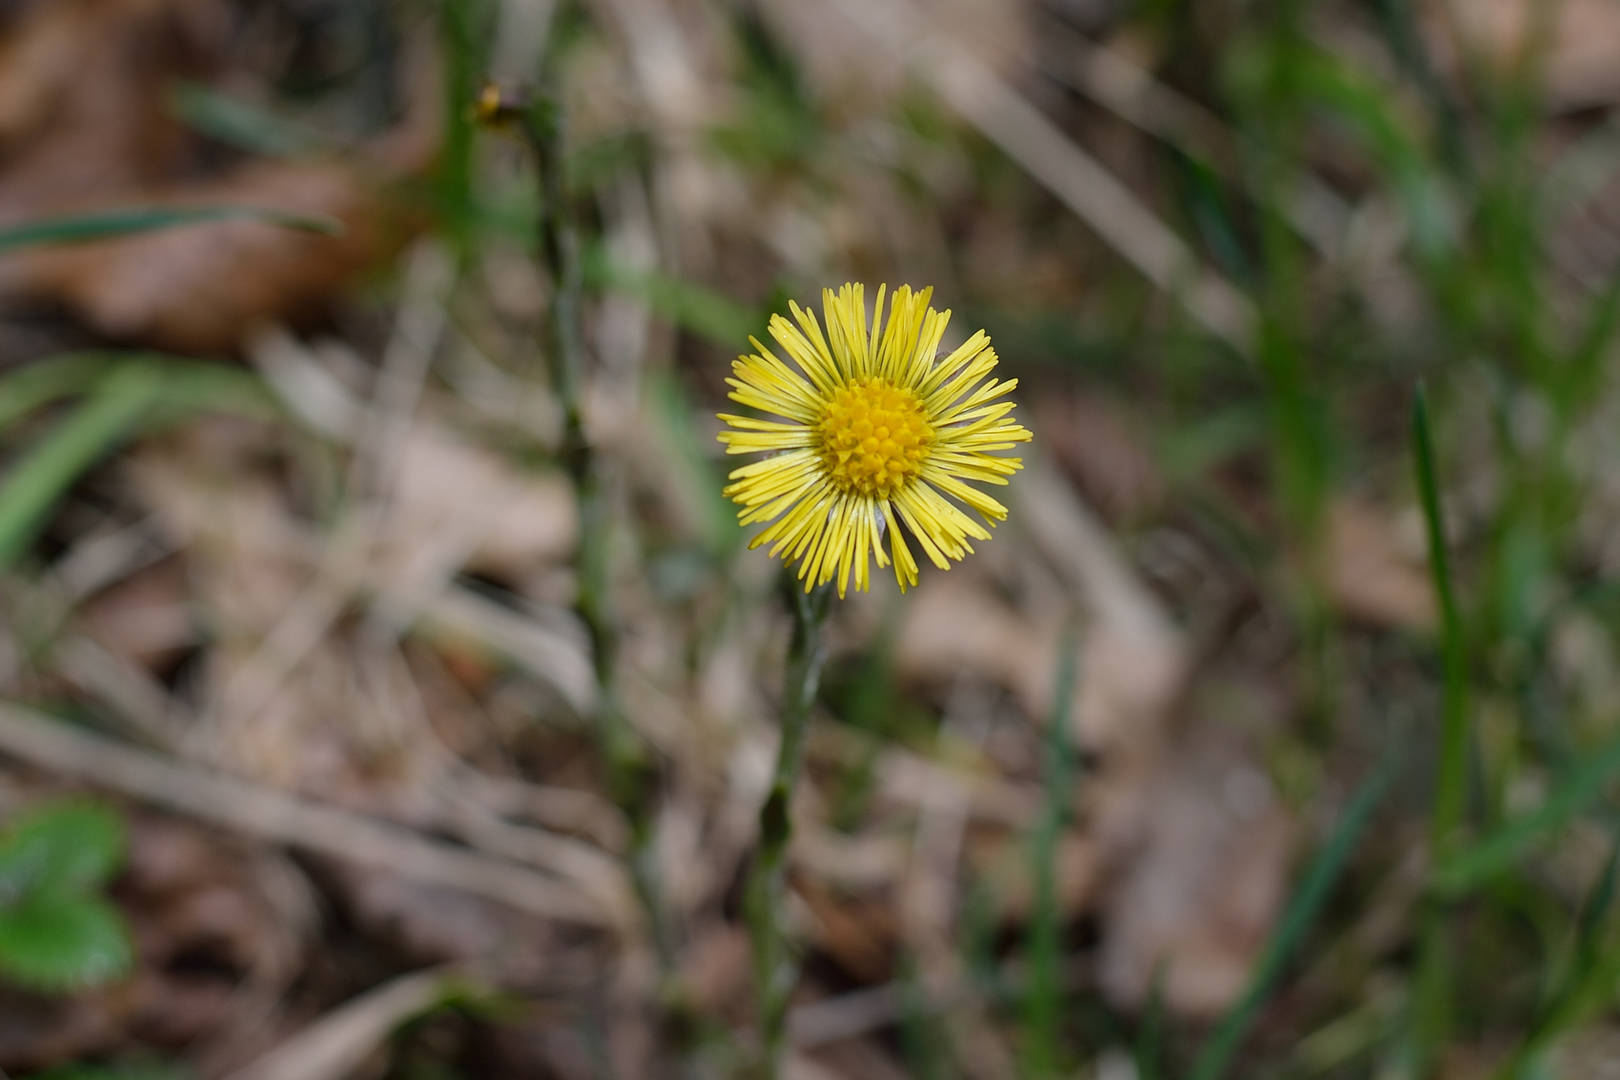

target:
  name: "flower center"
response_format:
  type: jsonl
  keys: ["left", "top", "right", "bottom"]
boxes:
{"left": 815, "top": 377, "right": 934, "bottom": 497}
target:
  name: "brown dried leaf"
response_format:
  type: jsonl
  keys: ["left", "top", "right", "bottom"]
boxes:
{"left": 678, "top": 922, "right": 753, "bottom": 1021}
{"left": 0, "top": 159, "right": 407, "bottom": 354}
{"left": 77, "top": 556, "right": 194, "bottom": 671}
{"left": 119, "top": 815, "right": 300, "bottom": 980}
{"left": 0, "top": 0, "right": 433, "bottom": 354}
{"left": 800, "top": 1038, "right": 913, "bottom": 1080}
{"left": 224, "top": 967, "right": 464, "bottom": 1080}
{"left": 384, "top": 420, "right": 579, "bottom": 584}
{"left": 794, "top": 875, "right": 898, "bottom": 983}
{"left": 125, "top": 419, "right": 313, "bottom": 636}
{"left": 315, "top": 862, "right": 556, "bottom": 969}
{"left": 1425, "top": 0, "right": 1620, "bottom": 111}
{"left": 0, "top": 0, "right": 224, "bottom": 213}
{"left": 1095, "top": 725, "right": 1294, "bottom": 1017}
{"left": 894, "top": 570, "right": 1056, "bottom": 725}
{"left": 1326, "top": 496, "right": 1437, "bottom": 631}
{"left": 1036, "top": 390, "right": 1167, "bottom": 524}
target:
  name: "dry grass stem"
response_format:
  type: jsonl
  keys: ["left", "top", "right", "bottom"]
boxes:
{"left": 0, "top": 702, "right": 619, "bottom": 927}
{"left": 827, "top": 0, "right": 1256, "bottom": 350}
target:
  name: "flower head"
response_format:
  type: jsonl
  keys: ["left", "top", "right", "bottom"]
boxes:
{"left": 719, "top": 283, "right": 1032, "bottom": 596}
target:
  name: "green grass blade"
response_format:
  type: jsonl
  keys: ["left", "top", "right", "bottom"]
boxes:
{"left": 1413, "top": 383, "right": 1470, "bottom": 850}
{"left": 0, "top": 205, "right": 342, "bottom": 254}
{"left": 1436, "top": 732, "right": 1620, "bottom": 895}
{"left": 1134, "top": 961, "right": 1169, "bottom": 1080}
{"left": 1562, "top": 264, "right": 1620, "bottom": 411}
{"left": 1370, "top": 0, "right": 1469, "bottom": 175}
{"left": 0, "top": 353, "right": 120, "bottom": 431}
{"left": 1494, "top": 837, "right": 1620, "bottom": 1079}
{"left": 1577, "top": 835, "right": 1620, "bottom": 949}
{"left": 1298, "top": 48, "right": 1453, "bottom": 259}
{"left": 1188, "top": 756, "right": 1398, "bottom": 1080}
{"left": 1023, "top": 629, "right": 1079, "bottom": 1079}
{"left": 137, "top": 364, "right": 275, "bottom": 426}
{"left": 0, "top": 355, "right": 274, "bottom": 568}
{"left": 168, "top": 82, "right": 325, "bottom": 158}
{"left": 1, "top": 352, "right": 273, "bottom": 436}
{"left": 0, "top": 364, "right": 165, "bottom": 568}
{"left": 30, "top": 1063, "right": 189, "bottom": 1080}
{"left": 1410, "top": 380, "right": 1472, "bottom": 1071}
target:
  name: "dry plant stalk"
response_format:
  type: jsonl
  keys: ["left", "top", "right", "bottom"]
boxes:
{"left": 475, "top": 77, "right": 668, "bottom": 970}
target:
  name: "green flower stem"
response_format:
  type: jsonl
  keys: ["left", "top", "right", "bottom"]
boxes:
{"left": 746, "top": 579, "right": 832, "bottom": 1078}
{"left": 510, "top": 86, "right": 663, "bottom": 952}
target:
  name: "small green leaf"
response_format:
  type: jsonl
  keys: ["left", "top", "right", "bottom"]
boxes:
{"left": 0, "top": 895, "right": 133, "bottom": 990}
{"left": 0, "top": 205, "right": 343, "bottom": 254}
{"left": 0, "top": 800, "right": 127, "bottom": 903}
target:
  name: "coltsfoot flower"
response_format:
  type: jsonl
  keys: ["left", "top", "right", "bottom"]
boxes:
{"left": 719, "top": 283, "right": 1032, "bottom": 596}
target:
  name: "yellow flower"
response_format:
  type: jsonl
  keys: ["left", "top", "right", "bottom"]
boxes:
{"left": 718, "top": 283, "right": 1032, "bottom": 596}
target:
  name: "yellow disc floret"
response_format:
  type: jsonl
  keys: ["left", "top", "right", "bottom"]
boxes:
{"left": 815, "top": 377, "right": 934, "bottom": 498}
{"left": 717, "top": 282, "right": 1031, "bottom": 596}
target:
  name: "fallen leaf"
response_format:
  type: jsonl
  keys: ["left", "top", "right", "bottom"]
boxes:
{"left": 1424, "top": 0, "right": 1620, "bottom": 111}
{"left": 224, "top": 966, "right": 464, "bottom": 1080}
{"left": 384, "top": 419, "right": 579, "bottom": 585}
{"left": 77, "top": 556, "right": 194, "bottom": 671}
{"left": 1095, "top": 724, "right": 1294, "bottom": 1017}
{"left": 1035, "top": 389, "right": 1167, "bottom": 524}
{"left": 1, "top": 159, "right": 409, "bottom": 354}
{"left": 794, "top": 874, "right": 898, "bottom": 983}
{"left": 1325, "top": 496, "right": 1437, "bottom": 631}
{"left": 678, "top": 922, "right": 753, "bottom": 1021}
{"left": 0, "top": 0, "right": 434, "bottom": 354}
{"left": 0, "top": 0, "right": 224, "bottom": 215}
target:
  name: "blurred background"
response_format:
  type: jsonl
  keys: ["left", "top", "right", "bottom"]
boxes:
{"left": 3, "top": 0, "right": 1620, "bottom": 1076}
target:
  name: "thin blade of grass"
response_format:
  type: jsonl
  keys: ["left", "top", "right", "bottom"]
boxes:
{"left": 0, "top": 206, "right": 342, "bottom": 254}
{"left": 1577, "top": 834, "right": 1620, "bottom": 948}
{"left": 1436, "top": 731, "right": 1620, "bottom": 895}
{"left": 0, "top": 353, "right": 120, "bottom": 431}
{"left": 1188, "top": 756, "right": 1398, "bottom": 1080}
{"left": 1370, "top": 0, "right": 1469, "bottom": 175}
{"left": 1562, "top": 263, "right": 1620, "bottom": 411}
{"left": 167, "top": 82, "right": 326, "bottom": 158}
{"left": 139, "top": 364, "right": 275, "bottom": 426}
{"left": 1493, "top": 835, "right": 1620, "bottom": 1079}
{"left": 1133, "top": 961, "right": 1169, "bottom": 1080}
{"left": 1410, "top": 380, "right": 1472, "bottom": 1069}
{"left": 1413, "top": 382, "right": 1469, "bottom": 845}
{"left": 0, "top": 359, "right": 273, "bottom": 569}
{"left": 1022, "top": 629, "right": 1079, "bottom": 1079}
{"left": 1, "top": 353, "right": 272, "bottom": 435}
{"left": 0, "top": 364, "right": 164, "bottom": 568}
{"left": 1305, "top": 54, "right": 1455, "bottom": 261}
